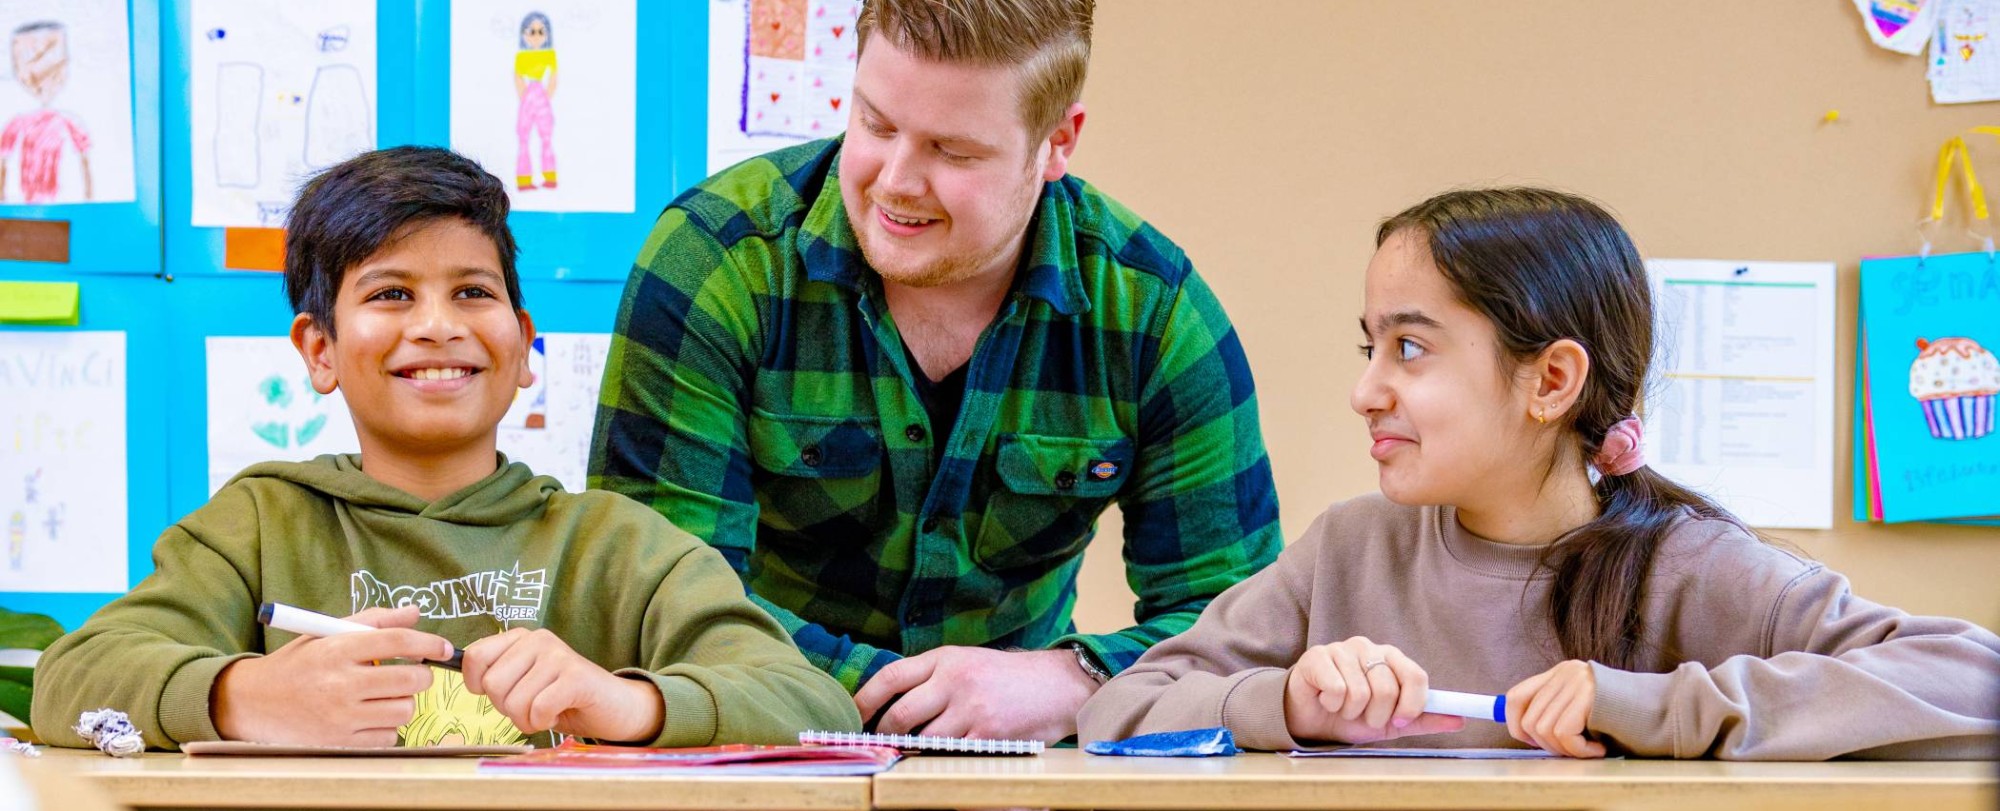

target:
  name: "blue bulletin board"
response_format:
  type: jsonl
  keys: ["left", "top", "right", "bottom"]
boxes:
{"left": 3, "top": 0, "right": 712, "bottom": 628}
{"left": 0, "top": 273, "right": 173, "bottom": 632}
{"left": 0, "top": 0, "right": 162, "bottom": 276}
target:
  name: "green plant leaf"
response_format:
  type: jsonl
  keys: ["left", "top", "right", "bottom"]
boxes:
{"left": 0, "top": 678, "right": 29, "bottom": 727}
{"left": 0, "top": 608, "right": 62, "bottom": 651}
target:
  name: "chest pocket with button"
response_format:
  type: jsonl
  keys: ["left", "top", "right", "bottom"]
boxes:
{"left": 747, "top": 409, "right": 884, "bottom": 533}
{"left": 973, "top": 432, "right": 1133, "bottom": 573}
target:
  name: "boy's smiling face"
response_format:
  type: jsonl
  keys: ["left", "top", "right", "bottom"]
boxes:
{"left": 293, "top": 217, "right": 534, "bottom": 464}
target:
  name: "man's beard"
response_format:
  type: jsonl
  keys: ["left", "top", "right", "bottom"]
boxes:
{"left": 853, "top": 179, "right": 1037, "bottom": 289}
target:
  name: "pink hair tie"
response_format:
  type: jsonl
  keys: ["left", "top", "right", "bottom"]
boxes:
{"left": 1593, "top": 417, "right": 1645, "bottom": 477}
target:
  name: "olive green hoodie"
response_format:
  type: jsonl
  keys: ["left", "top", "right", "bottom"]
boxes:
{"left": 32, "top": 454, "right": 861, "bottom": 751}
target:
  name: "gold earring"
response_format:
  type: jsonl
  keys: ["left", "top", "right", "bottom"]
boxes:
{"left": 1535, "top": 407, "right": 1546, "bottom": 425}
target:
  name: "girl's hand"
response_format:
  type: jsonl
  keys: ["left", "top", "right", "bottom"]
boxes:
{"left": 1504, "top": 660, "right": 1606, "bottom": 758}
{"left": 1284, "top": 636, "right": 1464, "bottom": 744}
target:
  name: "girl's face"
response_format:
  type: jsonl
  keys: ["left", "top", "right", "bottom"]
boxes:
{"left": 1350, "top": 230, "right": 1543, "bottom": 509}
{"left": 523, "top": 20, "right": 547, "bottom": 49}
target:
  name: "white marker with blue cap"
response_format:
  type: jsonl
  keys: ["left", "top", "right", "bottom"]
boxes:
{"left": 1423, "top": 689, "right": 1506, "bottom": 723}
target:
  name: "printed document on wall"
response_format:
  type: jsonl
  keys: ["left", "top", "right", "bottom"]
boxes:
{"left": 0, "top": 330, "right": 127, "bottom": 592}
{"left": 1642, "top": 260, "right": 1837, "bottom": 529}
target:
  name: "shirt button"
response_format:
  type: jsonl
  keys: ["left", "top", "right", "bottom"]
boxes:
{"left": 1054, "top": 470, "right": 1077, "bottom": 491}
{"left": 905, "top": 424, "right": 927, "bottom": 443}
{"left": 922, "top": 516, "right": 940, "bottom": 533}
{"left": 800, "top": 445, "right": 823, "bottom": 467}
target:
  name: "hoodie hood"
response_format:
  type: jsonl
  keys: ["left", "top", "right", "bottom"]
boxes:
{"left": 224, "top": 453, "right": 557, "bottom": 527}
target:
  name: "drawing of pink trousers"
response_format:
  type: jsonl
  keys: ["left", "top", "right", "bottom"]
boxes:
{"left": 516, "top": 82, "right": 555, "bottom": 187}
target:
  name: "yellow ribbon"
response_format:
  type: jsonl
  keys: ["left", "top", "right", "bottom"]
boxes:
{"left": 1931, "top": 135, "right": 1990, "bottom": 222}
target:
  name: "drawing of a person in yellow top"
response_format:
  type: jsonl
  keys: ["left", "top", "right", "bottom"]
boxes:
{"left": 397, "top": 667, "right": 529, "bottom": 747}
{"left": 513, "top": 11, "right": 557, "bottom": 191}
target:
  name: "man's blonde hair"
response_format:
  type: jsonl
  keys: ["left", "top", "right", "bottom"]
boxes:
{"left": 856, "top": 0, "right": 1093, "bottom": 139}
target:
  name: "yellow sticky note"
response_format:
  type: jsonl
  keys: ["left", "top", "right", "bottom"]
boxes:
{"left": 0, "top": 281, "right": 80, "bottom": 326}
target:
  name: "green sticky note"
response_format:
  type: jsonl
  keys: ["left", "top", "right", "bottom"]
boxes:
{"left": 0, "top": 281, "right": 80, "bottom": 326}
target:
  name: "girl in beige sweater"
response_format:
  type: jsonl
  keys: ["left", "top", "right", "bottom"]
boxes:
{"left": 1078, "top": 188, "right": 2000, "bottom": 760}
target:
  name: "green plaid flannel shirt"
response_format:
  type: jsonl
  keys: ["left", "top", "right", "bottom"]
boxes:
{"left": 590, "top": 138, "right": 1281, "bottom": 691}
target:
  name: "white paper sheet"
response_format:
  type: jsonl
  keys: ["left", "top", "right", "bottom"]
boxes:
{"left": 1284, "top": 748, "right": 1560, "bottom": 760}
{"left": 0, "top": 330, "right": 127, "bottom": 592}
{"left": 494, "top": 333, "right": 611, "bottom": 491}
{"left": 205, "top": 334, "right": 608, "bottom": 496}
{"left": 1856, "top": 0, "right": 1941, "bottom": 54}
{"left": 1642, "top": 260, "right": 1837, "bottom": 529}
{"left": 204, "top": 336, "right": 361, "bottom": 494}
{"left": 449, "top": 0, "right": 635, "bottom": 214}
{"left": 1930, "top": 0, "right": 2000, "bottom": 103}
{"left": 707, "top": 0, "right": 857, "bottom": 174}
{"left": 188, "top": 0, "right": 377, "bottom": 228}
{"left": 0, "top": 0, "right": 137, "bottom": 205}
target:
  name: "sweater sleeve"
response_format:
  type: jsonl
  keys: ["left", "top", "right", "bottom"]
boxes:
{"left": 1590, "top": 562, "right": 2000, "bottom": 760}
{"left": 619, "top": 542, "right": 863, "bottom": 747}
{"left": 29, "top": 487, "right": 264, "bottom": 751}
{"left": 1077, "top": 521, "right": 1323, "bottom": 751}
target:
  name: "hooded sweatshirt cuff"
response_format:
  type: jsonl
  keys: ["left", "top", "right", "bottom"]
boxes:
{"left": 1588, "top": 662, "right": 1678, "bottom": 757}
{"left": 160, "top": 653, "right": 260, "bottom": 748}
{"left": 619, "top": 668, "right": 718, "bottom": 748}
{"left": 1221, "top": 667, "right": 1302, "bottom": 752}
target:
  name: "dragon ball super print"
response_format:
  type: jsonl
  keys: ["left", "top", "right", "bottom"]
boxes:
{"left": 398, "top": 667, "right": 529, "bottom": 747}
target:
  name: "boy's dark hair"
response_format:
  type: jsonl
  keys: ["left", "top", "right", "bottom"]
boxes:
{"left": 1378, "top": 188, "right": 1743, "bottom": 671}
{"left": 284, "top": 146, "right": 522, "bottom": 338}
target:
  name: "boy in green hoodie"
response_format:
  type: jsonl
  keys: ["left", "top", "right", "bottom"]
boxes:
{"left": 31, "top": 146, "right": 862, "bottom": 751}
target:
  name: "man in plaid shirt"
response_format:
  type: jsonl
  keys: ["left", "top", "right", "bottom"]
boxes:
{"left": 591, "top": 0, "right": 1280, "bottom": 742}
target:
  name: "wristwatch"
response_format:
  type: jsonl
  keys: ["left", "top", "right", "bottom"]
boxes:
{"left": 1066, "top": 642, "right": 1111, "bottom": 685}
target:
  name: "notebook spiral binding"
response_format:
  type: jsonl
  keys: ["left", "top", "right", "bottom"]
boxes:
{"left": 798, "top": 730, "right": 1044, "bottom": 755}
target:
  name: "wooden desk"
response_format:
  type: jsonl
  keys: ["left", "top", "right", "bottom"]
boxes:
{"left": 871, "top": 748, "right": 1998, "bottom": 811}
{"left": 33, "top": 748, "right": 870, "bottom": 811}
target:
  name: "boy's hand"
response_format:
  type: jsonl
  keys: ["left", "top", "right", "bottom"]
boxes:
{"left": 461, "top": 628, "right": 664, "bottom": 743}
{"left": 1284, "top": 636, "right": 1464, "bottom": 745}
{"left": 212, "top": 605, "right": 449, "bottom": 746}
{"left": 1504, "top": 660, "right": 1605, "bottom": 758}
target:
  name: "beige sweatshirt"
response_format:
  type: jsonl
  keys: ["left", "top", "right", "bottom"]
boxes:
{"left": 1078, "top": 494, "right": 2000, "bottom": 759}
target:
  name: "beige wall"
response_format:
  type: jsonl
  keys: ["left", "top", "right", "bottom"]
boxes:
{"left": 1066, "top": 0, "right": 2000, "bottom": 635}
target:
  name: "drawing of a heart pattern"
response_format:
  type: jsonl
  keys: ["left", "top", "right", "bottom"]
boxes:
{"left": 1870, "top": 0, "right": 1927, "bottom": 38}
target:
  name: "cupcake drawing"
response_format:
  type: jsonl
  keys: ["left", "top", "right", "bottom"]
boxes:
{"left": 1908, "top": 336, "right": 1999, "bottom": 440}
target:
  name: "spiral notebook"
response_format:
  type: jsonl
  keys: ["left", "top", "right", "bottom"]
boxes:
{"left": 799, "top": 730, "right": 1044, "bottom": 755}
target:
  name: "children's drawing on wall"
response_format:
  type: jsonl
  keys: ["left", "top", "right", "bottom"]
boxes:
{"left": 705, "top": 0, "right": 856, "bottom": 173}
{"left": 189, "top": 0, "right": 377, "bottom": 227}
{"left": 745, "top": 0, "right": 857, "bottom": 139}
{"left": 1855, "top": 0, "right": 1941, "bottom": 54}
{"left": 205, "top": 336, "right": 360, "bottom": 495}
{"left": 449, "top": 0, "right": 634, "bottom": 214}
{"left": 0, "top": 330, "right": 127, "bottom": 592}
{"left": 1929, "top": 0, "right": 2000, "bottom": 102}
{"left": 514, "top": 12, "right": 557, "bottom": 193}
{"left": 0, "top": 0, "right": 136, "bottom": 205}
{"left": 494, "top": 333, "right": 608, "bottom": 492}
{"left": 1908, "top": 336, "right": 1998, "bottom": 440}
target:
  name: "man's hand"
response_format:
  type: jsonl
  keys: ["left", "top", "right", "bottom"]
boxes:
{"left": 852, "top": 646, "right": 1098, "bottom": 742}
{"left": 461, "top": 627, "right": 664, "bottom": 744}
{"left": 1504, "top": 660, "right": 1604, "bottom": 758}
{"left": 211, "top": 605, "right": 449, "bottom": 746}
{"left": 1284, "top": 636, "right": 1464, "bottom": 745}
